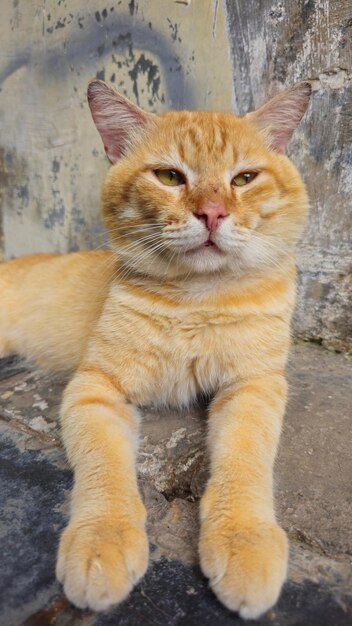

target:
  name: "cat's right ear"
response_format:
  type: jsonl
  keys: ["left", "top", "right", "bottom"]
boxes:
{"left": 246, "top": 82, "right": 312, "bottom": 153}
{"left": 87, "top": 80, "right": 155, "bottom": 163}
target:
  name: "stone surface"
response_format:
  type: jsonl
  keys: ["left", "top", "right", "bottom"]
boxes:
{"left": 278, "top": 343, "right": 352, "bottom": 556}
{"left": 0, "top": 0, "right": 351, "bottom": 349}
{"left": 0, "top": 343, "right": 351, "bottom": 625}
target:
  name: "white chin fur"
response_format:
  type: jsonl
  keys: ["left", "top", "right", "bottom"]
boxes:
{"left": 182, "top": 246, "right": 230, "bottom": 273}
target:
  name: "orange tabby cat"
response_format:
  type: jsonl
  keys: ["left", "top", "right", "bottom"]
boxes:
{"left": 0, "top": 80, "right": 311, "bottom": 618}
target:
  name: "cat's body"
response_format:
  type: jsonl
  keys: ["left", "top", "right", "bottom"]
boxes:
{"left": 0, "top": 251, "right": 113, "bottom": 371}
{"left": 1, "top": 249, "right": 294, "bottom": 403}
{"left": 0, "top": 80, "right": 311, "bottom": 619}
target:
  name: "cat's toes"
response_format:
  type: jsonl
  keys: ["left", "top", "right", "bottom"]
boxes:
{"left": 199, "top": 520, "right": 288, "bottom": 619}
{"left": 56, "top": 518, "right": 149, "bottom": 611}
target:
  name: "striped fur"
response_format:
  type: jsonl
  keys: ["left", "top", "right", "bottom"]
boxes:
{"left": 0, "top": 82, "right": 311, "bottom": 618}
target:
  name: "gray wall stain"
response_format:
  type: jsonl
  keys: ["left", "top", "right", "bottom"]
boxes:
{"left": 0, "top": 12, "right": 196, "bottom": 110}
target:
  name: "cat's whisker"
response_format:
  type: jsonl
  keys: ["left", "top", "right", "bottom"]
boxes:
{"left": 99, "top": 223, "right": 161, "bottom": 237}
{"left": 95, "top": 232, "right": 167, "bottom": 277}
{"left": 126, "top": 240, "right": 171, "bottom": 267}
{"left": 111, "top": 240, "right": 171, "bottom": 283}
{"left": 118, "top": 232, "right": 163, "bottom": 250}
{"left": 102, "top": 226, "right": 161, "bottom": 242}
{"left": 93, "top": 241, "right": 151, "bottom": 274}
{"left": 163, "top": 246, "right": 179, "bottom": 278}
{"left": 106, "top": 233, "right": 164, "bottom": 261}
{"left": 90, "top": 225, "right": 162, "bottom": 255}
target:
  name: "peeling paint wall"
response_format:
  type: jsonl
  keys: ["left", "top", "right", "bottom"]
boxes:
{"left": 0, "top": 0, "right": 351, "bottom": 350}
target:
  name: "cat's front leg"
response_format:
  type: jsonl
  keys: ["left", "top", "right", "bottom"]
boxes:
{"left": 199, "top": 373, "right": 288, "bottom": 619}
{"left": 56, "top": 366, "right": 148, "bottom": 611}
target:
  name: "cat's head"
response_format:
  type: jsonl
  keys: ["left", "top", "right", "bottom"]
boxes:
{"left": 88, "top": 80, "right": 311, "bottom": 280}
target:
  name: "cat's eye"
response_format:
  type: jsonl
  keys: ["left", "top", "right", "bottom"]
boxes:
{"left": 154, "top": 169, "right": 186, "bottom": 186}
{"left": 231, "top": 172, "right": 258, "bottom": 187}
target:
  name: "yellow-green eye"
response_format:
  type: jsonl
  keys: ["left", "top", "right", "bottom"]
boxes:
{"left": 232, "top": 172, "right": 258, "bottom": 187}
{"left": 154, "top": 169, "right": 185, "bottom": 186}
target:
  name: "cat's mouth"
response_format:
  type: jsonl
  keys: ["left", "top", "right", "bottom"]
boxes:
{"left": 186, "top": 238, "right": 224, "bottom": 254}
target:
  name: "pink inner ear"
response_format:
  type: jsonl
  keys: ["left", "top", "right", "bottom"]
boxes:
{"left": 248, "top": 82, "right": 312, "bottom": 153}
{"left": 101, "top": 129, "right": 130, "bottom": 162}
{"left": 260, "top": 115, "right": 301, "bottom": 154}
{"left": 87, "top": 80, "right": 150, "bottom": 163}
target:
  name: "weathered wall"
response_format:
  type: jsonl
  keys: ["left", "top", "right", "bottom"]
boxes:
{"left": 0, "top": 0, "right": 351, "bottom": 350}
{"left": 225, "top": 0, "right": 352, "bottom": 350}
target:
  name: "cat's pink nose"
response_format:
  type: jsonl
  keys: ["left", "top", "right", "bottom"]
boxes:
{"left": 195, "top": 200, "right": 228, "bottom": 232}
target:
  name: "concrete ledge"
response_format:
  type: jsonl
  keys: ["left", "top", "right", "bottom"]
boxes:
{"left": 0, "top": 343, "right": 351, "bottom": 625}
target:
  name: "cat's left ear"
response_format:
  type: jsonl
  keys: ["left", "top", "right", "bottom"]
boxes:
{"left": 87, "top": 79, "right": 156, "bottom": 163}
{"left": 246, "top": 82, "right": 312, "bottom": 153}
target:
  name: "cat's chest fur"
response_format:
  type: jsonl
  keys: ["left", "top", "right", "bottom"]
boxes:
{"left": 90, "top": 280, "right": 292, "bottom": 407}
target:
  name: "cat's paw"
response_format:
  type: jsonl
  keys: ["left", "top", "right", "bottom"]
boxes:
{"left": 56, "top": 517, "right": 149, "bottom": 611}
{"left": 199, "top": 518, "right": 288, "bottom": 619}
